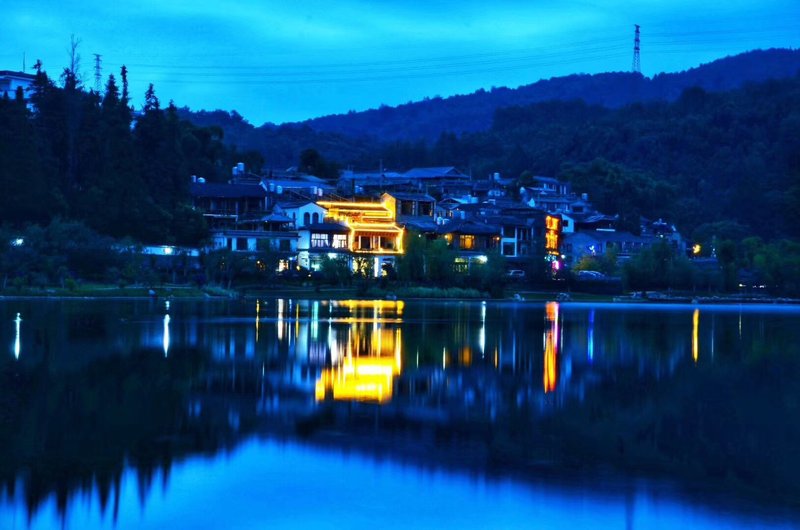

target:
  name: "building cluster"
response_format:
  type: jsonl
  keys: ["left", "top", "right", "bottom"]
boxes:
{"left": 189, "top": 163, "right": 685, "bottom": 277}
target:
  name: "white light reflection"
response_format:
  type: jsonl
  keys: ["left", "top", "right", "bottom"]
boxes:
{"left": 255, "top": 300, "right": 260, "bottom": 343}
{"left": 163, "top": 314, "right": 171, "bottom": 357}
{"left": 588, "top": 309, "right": 595, "bottom": 362}
{"left": 14, "top": 312, "right": 22, "bottom": 359}
{"left": 738, "top": 310, "right": 742, "bottom": 340}
{"left": 277, "top": 299, "right": 285, "bottom": 341}
{"left": 479, "top": 301, "right": 486, "bottom": 357}
{"left": 311, "top": 300, "right": 319, "bottom": 340}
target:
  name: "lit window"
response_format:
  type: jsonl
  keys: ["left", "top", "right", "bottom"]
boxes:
{"left": 332, "top": 234, "right": 348, "bottom": 249}
{"left": 311, "top": 233, "right": 329, "bottom": 248}
{"left": 459, "top": 235, "right": 475, "bottom": 250}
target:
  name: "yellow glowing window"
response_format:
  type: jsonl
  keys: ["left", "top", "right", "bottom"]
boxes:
{"left": 459, "top": 235, "right": 475, "bottom": 250}
{"left": 546, "top": 231, "right": 559, "bottom": 251}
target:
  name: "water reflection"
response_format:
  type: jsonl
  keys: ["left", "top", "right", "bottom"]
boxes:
{"left": 311, "top": 301, "right": 404, "bottom": 403}
{"left": 162, "top": 314, "right": 170, "bottom": 357}
{"left": 544, "top": 302, "right": 559, "bottom": 393}
{"left": 314, "top": 341, "right": 401, "bottom": 402}
{"left": 13, "top": 312, "right": 21, "bottom": 359}
{"left": 1, "top": 299, "right": 800, "bottom": 528}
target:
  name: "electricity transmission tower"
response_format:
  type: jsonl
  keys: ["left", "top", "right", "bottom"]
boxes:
{"left": 93, "top": 53, "right": 102, "bottom": 92}
{"left": 632, "top": 25, "right": 641, "bottom": 74}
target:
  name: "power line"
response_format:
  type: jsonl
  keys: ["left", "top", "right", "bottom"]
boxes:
{"left": 84, "top": 22, "right": 797, "bottom": 89}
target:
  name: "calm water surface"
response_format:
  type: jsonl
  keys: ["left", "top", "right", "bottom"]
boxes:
{"left": 1, "top": 298, "right": 798, "bottom": 529}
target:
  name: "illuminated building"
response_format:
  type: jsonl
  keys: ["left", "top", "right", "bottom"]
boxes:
{"left": 435, "top": 220, "right": 501, "bottom": 273}
{"left": 190, "top": 181, "right": 299, "bottom": 254}
{"left": 298, "top": 198, "right": 404, "bottom": 277}
{"left": 544, "top": 214, "right": 563, "bottom": 274}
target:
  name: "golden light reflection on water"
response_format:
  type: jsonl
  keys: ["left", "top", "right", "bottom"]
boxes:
{"left": 315, "top": 327, "right": 402, "bottom": 403}
{"left": 331, "top": 299, "right": 405, "bottom": 317}
{"left": 315, "top": 301, "right": 404, "bottom": 403}
{"left": 544, "top": 302, "right": 559, "bottom": 393}
{"left": 692, "top": 308, "right": 700, "bottom": 363}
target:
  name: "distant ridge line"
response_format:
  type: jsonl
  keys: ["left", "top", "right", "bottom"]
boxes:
{"left": 294, "top": 48, "right": 800, "bottom": 142}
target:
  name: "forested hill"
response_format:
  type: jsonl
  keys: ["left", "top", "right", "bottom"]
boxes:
{"left": 178, "top": 48, "right": 800, "bottom": 167}
{"left": 298, "top": 48, "right": 800, "bottom": 142}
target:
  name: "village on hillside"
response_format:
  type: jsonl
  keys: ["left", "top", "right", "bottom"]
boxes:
{"left": 185, "top": 162, "right": 685, "bottom": 282}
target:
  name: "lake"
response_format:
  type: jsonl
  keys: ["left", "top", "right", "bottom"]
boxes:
{"left": 1, "top": 298, "right": 799, "bottom": 529}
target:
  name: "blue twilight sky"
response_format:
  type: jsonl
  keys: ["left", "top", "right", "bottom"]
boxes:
{"left": 2, "top": 1, "right": 798, "bottom": 125}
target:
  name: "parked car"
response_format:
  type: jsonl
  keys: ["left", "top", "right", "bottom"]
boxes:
{"left": 576, "top": 270, "right": 605, "bottom": 280}
{"left": 506, "top": 269, "right": 526, "bottom": 279}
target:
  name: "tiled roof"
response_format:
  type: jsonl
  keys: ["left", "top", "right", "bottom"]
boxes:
{"left": 437, "top": 220, "right": 500, "bottom": 236}
{"left": 304, "top": 222, "right": 350, "bottom": 233}
{"left": 403, "top": 167, "right": 469, "bottom": 179}
{"left": 386, "top": 192, "right": 435, "bottom": 201}
{"left": 190, "top": 182, "right": 266, "bottom": 198}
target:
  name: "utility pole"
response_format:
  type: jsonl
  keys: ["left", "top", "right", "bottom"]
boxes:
{"left": 93, "top": 53, "right": 102, "bottom": 92}
{"left": 632, "top": 24, "right": 641, "bottom": 74}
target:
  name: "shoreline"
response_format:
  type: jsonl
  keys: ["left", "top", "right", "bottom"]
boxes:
{"left": 1, "top": 284, "right": 798, "bottom": 305}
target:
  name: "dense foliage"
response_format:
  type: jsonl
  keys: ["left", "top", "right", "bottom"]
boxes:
{"left": 0, "top": 64, "right": 262, "bottom": 245}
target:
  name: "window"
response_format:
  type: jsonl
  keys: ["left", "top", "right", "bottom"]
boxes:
{"left": 503, "top": 242, "right": 515, "bottom": 256}
{"left": 303, "top": 212, "right": 311, "bottom": 226}
{"left": 279, "top": 239, "right": 291, "bottom": 251}
{"left": 332, "top": 234, "right": 348, "bottom": 249}
{"left": 311, "top": 233, "right": 329, "bottom": 248}
{"left": 459, "top": 235, "right": 475, "bottom": 250}
{"left": 236, "top": 238, "right": 249, "bottom": 251}
{"left": 312, "top": 212, "right": 320, "bottom": 224}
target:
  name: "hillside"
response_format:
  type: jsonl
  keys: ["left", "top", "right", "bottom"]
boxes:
{"left": 178, "top": 49, "right": 800, "bottom": 168}
{"left": 299, "top": 48, "right": 800, "bottom": 141}
{"left": 176, "top": 109, "right": 371, "bottom": 173}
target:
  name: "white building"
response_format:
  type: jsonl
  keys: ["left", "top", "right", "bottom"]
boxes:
{"left": 0, "top": 70, "right": 35, "bottom": 100}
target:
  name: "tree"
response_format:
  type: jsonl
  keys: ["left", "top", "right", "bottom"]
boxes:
{"left": 299, "top": 148, "right": 339, "bottom": 180}
{"left": 319, "top": 256, "right": 352, "bottom": 286}
{"left": 0, "top": 90, "right": 51, "bottom": 223}
{"left": 396, "top": 231, "right": 427, "bottom": 282}
{"left": 471, "top": 251, "right": 507, "bottom": 297}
